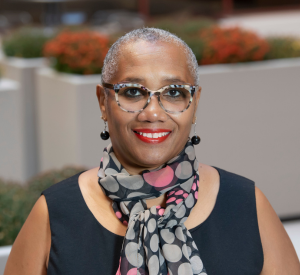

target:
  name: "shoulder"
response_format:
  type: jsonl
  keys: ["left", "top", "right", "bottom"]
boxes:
{"left": 41, "top": 170, "right": 86, "bottom": 197}
{"left": 190, "top": 163, "right": 258, "bottom": 231}
{"left": 78, "top": 167, "right": 100, "bottom": 191}
{"left": 255, "top": 186, "right": 300, "bottom": 274}
{"left": 214, "top": 166, "right": 255, "bottom": 186}
{"left": 208, "top": 165, "right": 300, "bottom": 273}
{"left": 198, "top": 163, "right": 219, "bottom": 183}
{"left": 40, "top": 170, "right": 87, "bottom": 210}
{"left": 5, "top": 170, "right": 88, "bottom": 275}
{"left": 198, "top": 163, "right": 255, "bottom": 198}
{"left": 4, "top": 195, "right": 50, "bottom": 274}
{"left": 78, "top": 167, "right": 107, "bottom": 198}
{"left": 188, "top": 163, "right": 220, "bottom": 228}
{"left": 40, "top": 169, "right": 90, "bottom": 234}
{"left": 197, "top": 163, "right": 220, "bottom": 204}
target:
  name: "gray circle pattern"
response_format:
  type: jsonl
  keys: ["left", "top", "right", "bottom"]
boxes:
{"left": 98, "top": 141, "right": 207, "bottom": 275}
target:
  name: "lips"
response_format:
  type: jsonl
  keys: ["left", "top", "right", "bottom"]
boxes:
{"left": 133, "top": 128, "right": 171, "bottom": 144}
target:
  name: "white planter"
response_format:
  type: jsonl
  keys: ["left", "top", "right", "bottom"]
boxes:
{"left": 36, "top": 67, "right": 109, "bottom": 171}
{"left": 0, "top": 78, "right": 28, "bottom": 182}
{"left": 196, "top": 57, "right": 300, "bottom": 217}
{"left": 0, "top": 245, "right": 12, "bottom": 275}
{"left": 0, "top": 57, "right": 46, "bottom": 182}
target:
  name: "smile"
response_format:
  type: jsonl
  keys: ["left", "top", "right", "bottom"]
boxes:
{"left": 132, "top": 129, "right": 171, "bottom": 144}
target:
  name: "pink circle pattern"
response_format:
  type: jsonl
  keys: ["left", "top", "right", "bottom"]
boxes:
{"left": 98, "top": 141, "right": 207, "bottom": 275}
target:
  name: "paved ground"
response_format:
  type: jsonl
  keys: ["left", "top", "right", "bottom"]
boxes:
{"left": 219, "top": 10, "right": 300, "bottom": 38}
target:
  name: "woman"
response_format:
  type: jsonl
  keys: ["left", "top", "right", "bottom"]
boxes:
{"left": 4, "top": 28, "right": 300, "bottom": 275}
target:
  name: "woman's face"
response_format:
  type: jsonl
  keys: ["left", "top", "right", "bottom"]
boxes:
{"left": 97, "top": 40, "right": 201, "bottom": 174}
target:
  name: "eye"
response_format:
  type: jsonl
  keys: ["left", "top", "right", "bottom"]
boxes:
{"left": 164, "top": 89, "right": 186, "bottom": 98}
{"left": 161, "top": 88, "right": 190, "bottom": 103}
{"left": 124, "top": 88, "right": 142, "bottom": 97}
{"left": 167, "top": 89, "right": 181, "bottom": 97}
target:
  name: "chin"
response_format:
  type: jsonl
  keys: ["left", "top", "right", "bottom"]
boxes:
{"left": 133, "top": 147, "right": 174, "bottom": 168}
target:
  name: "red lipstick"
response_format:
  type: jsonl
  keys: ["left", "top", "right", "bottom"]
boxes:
{"left": 132, "top": 128, "right": 171, "bottom": 144}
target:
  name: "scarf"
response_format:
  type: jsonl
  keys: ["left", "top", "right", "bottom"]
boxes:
{"left": 97, "top": 141, "right": 207, "bottom": 275}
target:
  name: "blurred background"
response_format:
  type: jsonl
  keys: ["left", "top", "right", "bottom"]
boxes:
{"left": 0, "top": 0, "right": 299, "bottom": 272}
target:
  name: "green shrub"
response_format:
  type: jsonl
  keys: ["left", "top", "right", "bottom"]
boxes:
{"left": 0, "top": 179, "right": 29, "bottom": 246}
{"left": 179, "top": 18, "right": 215, "bottom": 37}
{"left": 265, "top": 37, "right": 300, "bottom": 60}
{"left": 0, "top": 166, "right": 86, "bottom": 246}
{"left": 150, "top": 17, "right": 215, "bottom": 38}
{"left": 2, "top": 28, "right": 52, "bottom": 58}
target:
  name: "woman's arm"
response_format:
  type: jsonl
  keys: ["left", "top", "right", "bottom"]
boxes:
{"left": 4, "top": 195, "right": 51, "bottom": 275}
{"left": 256, "top": 187, "right": 300, "bottom": 274}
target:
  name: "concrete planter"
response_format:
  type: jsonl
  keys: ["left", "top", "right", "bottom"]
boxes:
{"left": 0, "top": 78, "right": 28, "bottom": 182}
{"left": 0, "top": 57, "right": 46, "bottom": 182}
{"left": 0, "top": 245, "right": 12, "bottom": 275}
{"left": 36, "top": 67, "right": 108, "bottom": 172}
{"left": 196, "top": 57, "right": 300, "bottom": 217}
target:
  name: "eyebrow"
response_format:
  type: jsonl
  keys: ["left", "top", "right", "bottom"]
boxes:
{"left": 119, "top": 77, "right": 144, "bottom": 83}
{"left": 119, "top": 77, "right": 189, "bottom": 85}
{"left": 162, "top": 77, "right": 188, "bottom": 85}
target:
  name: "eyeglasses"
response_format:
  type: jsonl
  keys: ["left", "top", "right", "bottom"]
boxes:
{"left": 102, "top": 82, "right": 197, "bottom": 114}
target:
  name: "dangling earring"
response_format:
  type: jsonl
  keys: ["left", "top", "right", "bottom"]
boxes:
{"left": 191, "top": 118, "right": 201, "bottom": 145}
{"left": 100, "top": 117, "right": 109, "bottom": 140}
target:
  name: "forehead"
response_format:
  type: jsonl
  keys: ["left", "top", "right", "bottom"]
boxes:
{"left": 111, "top": 40, "right": 193, "bottom": 85}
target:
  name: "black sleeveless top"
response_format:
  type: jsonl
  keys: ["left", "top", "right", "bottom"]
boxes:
{"left": 41, "top": 166, "right": 264, "bottom": 275}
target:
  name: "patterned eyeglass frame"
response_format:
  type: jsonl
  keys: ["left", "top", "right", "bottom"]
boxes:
{"left": 102, "top": 82, "right": 198, "bottom": 114}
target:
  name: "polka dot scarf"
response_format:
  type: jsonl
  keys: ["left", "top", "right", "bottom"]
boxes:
{"left": 97, "top": 141, "right": 207, "bottom": 275}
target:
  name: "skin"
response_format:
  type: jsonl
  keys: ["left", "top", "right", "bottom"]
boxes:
{"left": 4, "top": 40, "right": 300, "bottom": 275}
{"left": 100, "top": 40, "right": 200, "bottom": 175}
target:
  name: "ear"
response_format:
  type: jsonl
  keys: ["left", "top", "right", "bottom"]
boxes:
{"left": 96, "top": 84, "right": 107, "bottom": 120}
{"left": 192, "top": 86, "right": 202, "bottom": 124}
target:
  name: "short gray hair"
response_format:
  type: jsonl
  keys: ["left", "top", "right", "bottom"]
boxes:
{"left": 101, "top": 27, "right": 199, "bottom": 86}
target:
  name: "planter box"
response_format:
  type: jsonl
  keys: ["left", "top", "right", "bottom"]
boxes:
{"left": 0, "top": 57, "right": 46, "bottom": 182}
{"left": 196, "top": 57, "right": 300, "bottom": 217}
{"left": 0, "top": 245, "right": 12, "bottom": 275}
{"left": 36, "top": 67, "right": 109, "bottom": 171}
{"left": 0, "top": 78, "right": 28, "bottom": 182}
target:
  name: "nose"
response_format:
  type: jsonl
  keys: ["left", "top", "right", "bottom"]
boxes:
{"left": 137, "top": 93, "right": 168, "bottom": 123}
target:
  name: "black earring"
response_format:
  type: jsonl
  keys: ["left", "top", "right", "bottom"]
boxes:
{"left": 191, "top": 119, "right": 201, "bottom": 145}
{"left": 100, "top": 119, "right": 109, "bottom": 140}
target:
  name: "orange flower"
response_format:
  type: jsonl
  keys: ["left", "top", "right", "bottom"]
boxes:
{"left": 198, "top": 26, "right": 270, "bottom": 65}
{"left": 43, "top": 30, "right": 109, "bottom": 75}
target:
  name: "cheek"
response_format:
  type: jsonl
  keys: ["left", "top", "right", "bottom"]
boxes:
{"left": 106, "top": 99, "right": 121, "bottom": 129}
{"left": 107, "top": 110, "right": 125, "bottom": 131}
{"left": 172, "top": 108, "right": 194, "bottom": 135}
{"left": 106, "top": 100, "right": 133, "bottom": 135}
{"left": 179, "top": 121, "right": 193, "bottom": 138}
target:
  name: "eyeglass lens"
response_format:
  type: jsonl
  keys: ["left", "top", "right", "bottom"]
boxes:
{"left": 117, "top": 85, "right": 191, "bottom": 112}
